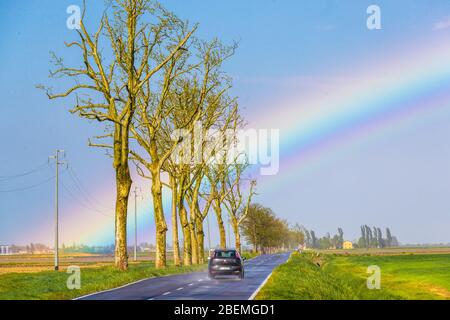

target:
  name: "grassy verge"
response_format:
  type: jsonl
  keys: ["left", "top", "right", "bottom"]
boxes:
{"left": 0, "top": 261, "right": 206, "bottom": 300}
{"left": 242, "top": 251, "right": 260, "bottom": 260}
{"left": 256, "top": 252, "right": 450, "bottom": 300}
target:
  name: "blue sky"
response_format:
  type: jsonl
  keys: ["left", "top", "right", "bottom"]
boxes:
{"left": 2, "top": 0, "right": 450, "bottom": 246}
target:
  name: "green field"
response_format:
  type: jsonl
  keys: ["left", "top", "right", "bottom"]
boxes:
{"left": 257, "top": 251, "right": 450, "bottom": 300}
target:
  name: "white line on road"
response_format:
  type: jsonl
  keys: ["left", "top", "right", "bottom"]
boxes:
{"left": 188, "top": 283, "right": 194, "bottom": 286}
{"left": 73, "top": 268, "right": 204, "bottom": 300}
{"left": 248, "top": 272, "right": 273, "bottom": 300}
{"left": 176, "top": 287, "right": 184, "bottom": 291}
{"left": 248, "top": 253, "right": 291, "bottom": 300}
{"left": 74, "top": 277, "right": 151, "bottom": 300}
{"left": 162, "top": 292, "right": 171, "bottom": 296}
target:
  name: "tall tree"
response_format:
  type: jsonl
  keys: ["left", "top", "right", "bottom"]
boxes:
{"left": 241, "top": 204, "right": 291, "bottom": 253}
{"left": 223, "top": 164, "right": 257, "bottom": 252}
{"left": 360, "top": 225, "right": 367, "bottom": 248}
{"left": 240, "top": 203, "right": 267, "bottom": 252}
{"left": 365, "top": 225, "right": 371, "bottom": 248}
{"left": 337, "top": 227, "right": 344, "bottom": 249}
{"left": 182, "top": 90, "right": 238, "bottom": 263}
{"left": 131, "top": 37, "right": 234, "bottom": 267}
{"left": 168, "top": 173, "right": 181, "bottom": 266}
{"left": 206, "top": 165, "right": 229, "bottom": 249}
{"left": 304, "top": 230, "right": 312, "bottom": 248}
{"left": 372, "top": 226, "right": 379, "bottom": 248}
{"left": 289, "top": 224, "right": 305, "bottom": 249}
{"left": 386, "top": 228, "right": 393, "bottom": 247}
{"left": 376, "top": 228, "right": 384, "bottom": 248}
{"left": 310, "top": 230, "right": 318, "bottom": 249}
{"left": 40, "top": 0, "right": 193, "bottom": 270}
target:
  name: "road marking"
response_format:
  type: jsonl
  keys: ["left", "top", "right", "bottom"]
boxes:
{"left": 198, "top": 279, "right": 203, "bottom": 282}
{"left": 147, "top": 298, "right": 155, "bottom": 300}
{"left": 73, "top": 269, "right": 206, "bottom": 300}
{"left": 73, "top": 277, "right": 152, "bottom": 300}
{"left": 176, "top": 287, "right": 184, "bottom": 291}
{"left": 248, "top": 272, "right": 273, "bottom": 300}
{"left": 188, "top": 283, "right": 194, "bottom": 286}
{"left": 162, "top": 292, "right": 171, "bottom": 296}
{"left": 248, "top": 253, "right": 291, "bottom": 300}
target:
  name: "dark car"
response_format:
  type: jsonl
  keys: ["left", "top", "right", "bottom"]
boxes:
{"left": 208, "top": 249, "right": 246, "bottom": 279}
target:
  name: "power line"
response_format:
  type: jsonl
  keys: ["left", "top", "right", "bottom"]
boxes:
{"left": 59, "top": 179, "right": 113, "bottom": 219}
{"left": 0, "top": 162, "right": 50, "bottom": 181}
{"left": 0, "top": 175, "right": 56, "bottom": 193}
{"left": 67, "top": 166, "right": 113, "bottom": 210}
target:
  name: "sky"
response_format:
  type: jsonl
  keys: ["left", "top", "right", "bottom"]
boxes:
{"left": 2, "top": 0, "right": 450, "bottom": 247}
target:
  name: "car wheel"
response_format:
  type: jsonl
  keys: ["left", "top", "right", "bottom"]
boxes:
{"left": 239, "top": 270, "right": 244, "bottom": 279}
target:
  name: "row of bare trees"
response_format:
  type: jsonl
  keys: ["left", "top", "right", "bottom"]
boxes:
{"left": 40, "top": 0, "right": 256, "bottom": 270}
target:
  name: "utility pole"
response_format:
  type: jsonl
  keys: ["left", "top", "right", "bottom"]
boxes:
{"left": 49, "top": 150, "right": 65, "bottom": 271}
{"left": 132, "top": 187, "right": 142, "bottom": 262}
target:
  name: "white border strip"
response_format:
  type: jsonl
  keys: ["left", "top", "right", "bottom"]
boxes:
{"left": 248, "top": 252, "right": 292, "bottom": 300}
{"left": 248, "top": 271, "right": 273, "bottom": 300}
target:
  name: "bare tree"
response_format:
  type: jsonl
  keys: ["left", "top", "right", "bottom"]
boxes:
{"left": 39, "top": 0, "right": 195, "bottom": 270}
{"left": 40, "top": 0, "right": 196, "bottom": 270}
{"left": 206, "top": 164, "right": 229, "bottom": 249}
{"left": 131, "top": 38, "right": 235, "bottom": 267}
{"left": 223, "top": 168, "right": 257, "bottom": 253}
{"left": 185, "top": 106, "right": 237, "bottom": 263}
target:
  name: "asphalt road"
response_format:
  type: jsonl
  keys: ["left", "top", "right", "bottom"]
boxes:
{"left": 77, "top": 253, "right": 290, "bottom": 300}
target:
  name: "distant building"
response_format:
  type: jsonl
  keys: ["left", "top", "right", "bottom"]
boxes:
{"left": 0, "top": 245, "right": 11, "bottom": 255}
{"left": 343, "top": 241, "right": 353, "bottom": 250}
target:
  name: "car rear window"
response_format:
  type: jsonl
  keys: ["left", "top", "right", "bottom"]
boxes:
{"left": 215, "top": 250, "right": 237, "bottom": 258}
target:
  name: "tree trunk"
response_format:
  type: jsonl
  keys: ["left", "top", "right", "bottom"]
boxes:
{"left": 231, "top": 219, "right": 241, "bottom": 253}
{"left": 189, "top": 188, "right": 201, "bottom": 265}
{"left": 195, "top": 199, "right": 206, "bottom": 264}
{"left": 170, "top": 175, "right": 181, "bottom": 266}
{"left": 114, "top": 163, "right": 131, "bottom": 271}
{"left": 178, "top": 199, "right": 192, "bottom": 265}
{"left": 189, "top": 212, "right": 199, "bottom": 265}
{"left": 214, "top": 202, "right": 226, "bottom": 249}
{"left": 196, "top": 218, "right": 205, "bottom": 264}
{"left": 113, "top": 122, "right": 133, "bottom": 271}
{"left": 150, "top": 167, "right": 167, "bottom": 269}
{"left": 113, "top": 6, "right": 138, "bottom": 271}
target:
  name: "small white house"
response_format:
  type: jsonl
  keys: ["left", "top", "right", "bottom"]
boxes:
{"left": 0, "top": 245, "right": 12, "bottom": 255}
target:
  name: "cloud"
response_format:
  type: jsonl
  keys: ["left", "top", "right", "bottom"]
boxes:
{"left": 433, "top": 18, "right": 450, "bottom": 30}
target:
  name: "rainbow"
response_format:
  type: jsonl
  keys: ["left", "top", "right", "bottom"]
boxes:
{"left": 253, "top": 37, "right": 450, "bottom": 190}
{"left": 72, "top": 36, "right": 450, "bottom": 245}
